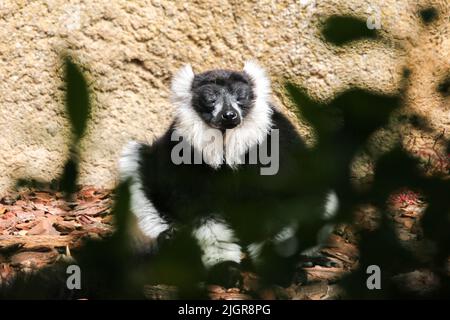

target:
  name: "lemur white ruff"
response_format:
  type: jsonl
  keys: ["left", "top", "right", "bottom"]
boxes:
{"left": 119, "top": 61, "right": 337, "bottom": 285}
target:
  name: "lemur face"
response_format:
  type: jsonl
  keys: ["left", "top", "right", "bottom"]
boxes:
{"left": 190, "top": 70, "right": 255, "bottom": 130}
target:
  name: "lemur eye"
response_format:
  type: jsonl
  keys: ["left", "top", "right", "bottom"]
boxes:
{"left": 206, "top": 96, "right": 216, "bottom": 103}
{"left": 235, "top": 89, "right": 249, "bottom": 104}
{"left": 202, "top": 93, "right": 217, "bottom": 106}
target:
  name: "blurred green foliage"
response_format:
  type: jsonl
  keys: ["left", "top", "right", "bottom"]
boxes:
{"left": 65, "top": 56, "right": 91, "bottom": 141}
{"left": 322, "top": 16, "right": 378, "bottom": 46}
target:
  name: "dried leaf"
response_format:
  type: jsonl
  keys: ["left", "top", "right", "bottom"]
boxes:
{"left": 53, "top": 220, "right": 81, "bottom": 233}
{"left": 16, "top": 211, "right": 36, "bottom": 222}
{"left": 10, "top": 251, "right": 59, "bottom": 269}
{"left": 32, "top": 191, "right": 53, "bottom": 203}
{"left": 27, "top": 220, "right": 60, "bottom": 236}
{"left": 0, "top": 263, "right": 15, "bottom": 285}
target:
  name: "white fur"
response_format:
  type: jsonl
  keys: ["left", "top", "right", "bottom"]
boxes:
{"left": 232, "top": 101, "right": 242, "bottom": 118}
{"left": 247, "top": 242, "right": 264, "bottom": 262}
{"left": 248, "top": 223, "right": 299, "bottom": 263}
{"left": 171, "top": 64, "right": 195, "bottom": 110}
{"left": 273, "top": 224, "right": 298, "bottom": 243}
{"left": 171, "top": 61, "right": 273, "bottom": 169}
{"left": 324, "top": 190, "right": 339, "bottom": 219}
{"left": 225, "top": 61, "right": 273, "bottom": 168}
{"left": 192, "top": 217, "right": 242, "bottom": 268}
{"left": 119, "top": 141, "right": 170, "bottom": 239}
{"left": 171, "top": 64, "right": 224, "bottom": 168}
{"left": 212, "top": 101, "right": 223, "bottom": 118}
{"left": 300, "top": 192, "right": 338, "bottom": 257}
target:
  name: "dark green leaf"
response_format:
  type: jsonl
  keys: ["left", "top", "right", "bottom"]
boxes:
{"left": 322, "top": 16, "right": 377, "bottom": 46}
{"left": 65, "top": 56, "right": 90, "bottom": 140}
{"left": 59, "top": 156, "right": 78, "bottom": 195}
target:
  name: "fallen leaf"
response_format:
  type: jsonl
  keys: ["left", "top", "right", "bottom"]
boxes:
{"left": 79, "top": 186, "right": 97, "bottom": 201}
{"left": 0, "top": 263, "right": 15, "bottom": 285}
{"left": 14, "top": 200, "right": 28, "bottom": 208}
{"left": 242, "top": 271, "right": 260, "bottom": 292}
{"left": 0, "top": 219, "right": 15, "bottom": 232}
{"left": 32, "top": 191, "right": 53, "bottom": 203}
{"left": 10, "top": 251, "right": 59, "bottom": 269}
{"left": 75, "top": 203, "right": 108, "bottom": 216}
{"left": 27, "top": 219, "right": 60, "bottom": 236}
{"left": 208, "top": 285, "right": 225, "bottom": 294}
{"left": 291, "top": 281, "right": 329, "bottom": 300}
{"left": 76, "top": 214, "right": 95, "bottom": 225}
{"left": 209, "top": 291, "right": 252, "bottom": 300}
{"left": 143, "top": 284, "right": 178, "bottom": 300}
{"left": 101, "top": 215, "right": 113, "bottom": 224}
{"left": 1, "top": 211, "right": 16, "bottom": 220}
{"left": 16, "top": 211, "right": 36, "bottom": 222}
{"left": 53, "top": 220, "right": 81, "bottom": 233}
{"left": 0, "top": 196, "right": 16, "bottom": 205}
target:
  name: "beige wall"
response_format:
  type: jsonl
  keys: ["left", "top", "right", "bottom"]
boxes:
{"left": 0, "top": 0, "right": 448, "bottom": 194}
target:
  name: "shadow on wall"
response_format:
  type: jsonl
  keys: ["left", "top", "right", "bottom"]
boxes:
{"left": 1, "top": 10, "right": 449, "bottom": 299}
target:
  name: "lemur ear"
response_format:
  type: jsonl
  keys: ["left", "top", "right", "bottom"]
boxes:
{"left": 243, "top": 60, "right": 271, "bottom": 101}
{"left": 171, "top": 64, "right": 195, "bottom": 107}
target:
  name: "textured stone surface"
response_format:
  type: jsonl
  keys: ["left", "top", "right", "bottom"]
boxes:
{"left": 0, "top": 0, "right": 448, "bottom": 194}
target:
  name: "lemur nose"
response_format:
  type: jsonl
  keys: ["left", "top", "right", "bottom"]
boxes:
{"left": 222, "top": 110, "right": 237, "bottom": 120}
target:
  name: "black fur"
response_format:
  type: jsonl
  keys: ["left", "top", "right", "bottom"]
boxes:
{"left": 122, "top": 66, "right": 336, "bottom": 287}
{"left": 132, "top": 108, "right": 327, "bottom": 242}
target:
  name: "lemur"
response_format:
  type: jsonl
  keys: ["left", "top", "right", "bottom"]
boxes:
{"left": 119, "top": 61, "right": 338, "bottom": 287}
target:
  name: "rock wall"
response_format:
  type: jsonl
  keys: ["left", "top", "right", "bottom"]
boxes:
{"left": 0, "top": 0, "right": 448, "bottom": 194}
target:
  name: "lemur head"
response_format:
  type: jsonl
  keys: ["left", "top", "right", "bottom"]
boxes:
{"left": 170, "top": 61, "right": 273, "bottom": 168}
{"left": 190, "top": 70, "right": 254, "bottom": 130}
{"left": 171, "top": 61, "right": 272, "bottom": 131}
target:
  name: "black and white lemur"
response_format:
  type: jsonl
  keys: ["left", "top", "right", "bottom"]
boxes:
{"left": 119, "top": 61, "right": 338, "bottom": 286}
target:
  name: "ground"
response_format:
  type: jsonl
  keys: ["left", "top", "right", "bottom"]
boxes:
{"left": 0, "top": 186, "right": 446, "bottom": 299}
